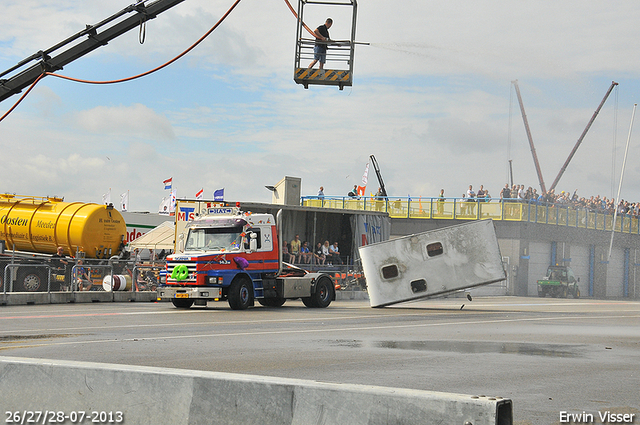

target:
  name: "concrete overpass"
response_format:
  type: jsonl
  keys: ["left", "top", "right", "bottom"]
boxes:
{"left": 303, "top": 196, "right": 640, "bottom": 299}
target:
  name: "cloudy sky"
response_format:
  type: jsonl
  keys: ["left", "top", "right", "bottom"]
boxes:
{"left": 1, "top": 0, "right": 639, "bottom": 212}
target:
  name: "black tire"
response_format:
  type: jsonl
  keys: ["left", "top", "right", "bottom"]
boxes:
{"left": 228, "top": 277, "right": 253, "bottom": 310}
{"left": 301, "top": 297, "right": 315, "bottom": 308}
{"left": 258, "top": 297, "right": 286, "bottom": 307}
{"left": 574, "top": 286, "right": 580, "bottom": 299}
{"left": 171, "top": 298, "right": 194, "bottom": 309}
{"left": 307, "top": 277, "right": 333, "bottom": 308}
{"left": 561, "top": 286, "right": 568, "bottom": 298}
{"left": 17, "top": 269, "right": 46, "bottom": 292}
{"left": 538, "top": 288, "right": 545, "bottom": 297}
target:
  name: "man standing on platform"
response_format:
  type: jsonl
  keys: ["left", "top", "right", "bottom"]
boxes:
{"left": 308, "top": 18, "right": 333, "bottom": 70}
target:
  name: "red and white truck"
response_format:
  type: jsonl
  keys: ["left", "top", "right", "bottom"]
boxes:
{"left": 158, "top": 204, "right": 335, "bottom": 310}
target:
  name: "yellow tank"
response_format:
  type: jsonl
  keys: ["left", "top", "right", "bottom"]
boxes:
{"left": 0, "top": 194, "right": 126, "bottom": 258}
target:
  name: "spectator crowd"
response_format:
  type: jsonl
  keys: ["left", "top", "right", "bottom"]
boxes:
{"left": 281, "top": 235, "right": 344, "bottom": 266}
{"left": 460, "top": 183, "right": 640, "bottom": 218}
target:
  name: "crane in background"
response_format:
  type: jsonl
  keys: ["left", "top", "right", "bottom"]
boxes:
{"left": 511, "top": 80, "right": 618, "bottom": 195}
{"left": 548, "top": 81, "right": 618, "bottom": 192}
{"left": 369, "top": 154, "right": 387, "bottom": 197}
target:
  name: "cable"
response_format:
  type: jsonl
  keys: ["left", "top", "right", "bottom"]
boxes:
{"left": 282, "top": 0, "right": 320, "bottom": 39}
{"left": 1, "top": 0, "right": 242, "bottom": 123}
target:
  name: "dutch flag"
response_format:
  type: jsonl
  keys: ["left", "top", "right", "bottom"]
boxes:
{"left": 163, "top": 177, "right": 172, "bottom": 190}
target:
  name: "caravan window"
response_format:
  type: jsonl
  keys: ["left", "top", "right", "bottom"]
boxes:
{"left": 426, "top": 242, "right": 444, "bottom": 257}
{"left": 381, "top": 264, "right": 399, "bottom": 279}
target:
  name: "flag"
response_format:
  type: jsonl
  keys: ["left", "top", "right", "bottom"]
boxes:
{"left": 214, "top": 188, "right": 224, "bottom": 201}
{"left": 195, "top": 188, "right": 204, "bottom": 200}
{"left": 361, "top": 162, "right": 370, "bottom": 186}
{"left": 170, "top": 189, "right": 177, "bottom": 213}
{"left": 163, "top": 177, "right": 172, "bottom": 190}
{"left": 120, "top": 191, "right": 129, "bottom": 212}
{"left": 358, "top": 162, "right": 369, "bottom": 196}
{"left": 102, "top": 188, "right": 111, "bottom": 205}
{"left": 159, "top": 196, "right": 171, "bottom": 214}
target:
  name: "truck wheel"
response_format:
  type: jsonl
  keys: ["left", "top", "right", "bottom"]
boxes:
{"left": 228, "top": 277, "right": 253, "bottom": 310}
{"left": 561, "top": 286, "right": 568, "bottom": 298}
{"left": 574, "top": 286, "right": 580, "bottom": 299}
{"left": 171, "top": 298, "right": 194, "bottom": 309}
{"left": 17, "top": 269, "right": 45, "bottom": 292}
{"left": 258, "top": 298, "right": 286, "bottom": 307}
{"left": 538, "top": 289, "right": 545, "bottom": 297}
{"left": 307, "top": 276, "right": 333, "bottom": 308}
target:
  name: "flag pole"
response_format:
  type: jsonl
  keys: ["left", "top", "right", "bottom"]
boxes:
{"left": 608, "top": 103, "right": 636, "bottom": 259}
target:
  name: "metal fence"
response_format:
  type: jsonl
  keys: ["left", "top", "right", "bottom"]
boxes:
{"left": 1, "top": 258, "right": 166, "bottom": 294}
{"left": 302, "top": 196, "right": 640, "bottom": 234}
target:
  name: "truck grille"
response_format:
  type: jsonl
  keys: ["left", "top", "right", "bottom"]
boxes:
{"left": 166, "top": 262, "right": 197, "bottom": 283}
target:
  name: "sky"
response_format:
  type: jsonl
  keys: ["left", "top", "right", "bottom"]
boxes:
{"left": 1, "top": 0, "right": 640, "bottom": 212}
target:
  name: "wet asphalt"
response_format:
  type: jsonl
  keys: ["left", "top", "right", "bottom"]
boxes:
{"left": 1, "top": 296, "right": 638, "bottom": 425}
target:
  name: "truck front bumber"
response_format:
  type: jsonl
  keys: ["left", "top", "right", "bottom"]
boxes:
{"left": 158, "top": 285, "right": 222, "bottom": 300}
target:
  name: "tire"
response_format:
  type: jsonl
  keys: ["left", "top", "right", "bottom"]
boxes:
{"left": 561, "top": 286, "right": 568, "bottom": 298}
{"left": 538, "top": 289, "right": 545, "bottom": 297}
{"left": 301, "top": 297, "right": 315, "bottom": 308}
{"left": 171, "top": 298, "right": 194, "bottom": 309}
{"left": 258, "top": 297, "right": 286, "bottom": 307}
{"left": 306, "top": 276, "right": 333, "bottom": 308}
{"left": 228, "top": 277, "right": 253, "bottom": 310}
{"left": 17, "top": 269, "right": 45, "bottom": 292}
{"left": 574, "top": 286, "right": 580, "bottom": 299}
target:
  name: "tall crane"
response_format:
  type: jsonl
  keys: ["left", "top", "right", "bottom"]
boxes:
{"left": 0, "top": 0, "right": 186, "bottom": 103}
{"left": 512, "top": 80, "right": 547, "bottom": 194}
{"left": 548, "top": 81, "right": 618, "bottom": 192}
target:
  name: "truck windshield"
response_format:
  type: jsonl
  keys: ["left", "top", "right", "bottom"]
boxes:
{"left": 185, "top": 226, "right": 243, "bottom": 251}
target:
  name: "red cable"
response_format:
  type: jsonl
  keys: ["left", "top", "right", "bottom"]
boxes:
{"left": 0, "top": 0, "right": 242, "bottom": 123}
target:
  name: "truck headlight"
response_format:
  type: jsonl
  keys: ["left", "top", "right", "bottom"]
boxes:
{"left": 208, "top": 276, "right": 222, "bottom": 284}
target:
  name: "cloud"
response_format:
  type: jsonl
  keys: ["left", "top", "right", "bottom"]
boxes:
{"left": 74, "top": 104, "right": 175, "bottom": 140}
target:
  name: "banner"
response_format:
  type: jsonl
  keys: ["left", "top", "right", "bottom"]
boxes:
{"left": 214, "top": 188, "right": 224, "bottom": 201}
{"left": 170, "top": 189, "right": 177, "bottom": 213}
{"left": 102, "top": 188, "right": 111, "bottom": 205}
{"left": 358, "top": 162, "right": 369, "bottom": 196}
{"left": 120, "top": 191, "right": 129, "bottom": 212}
{"left": 159, "top": 197, "right": 171, "bottom": 215}
{"left": 195, "top": 188, "right": 204, "bottom": 200}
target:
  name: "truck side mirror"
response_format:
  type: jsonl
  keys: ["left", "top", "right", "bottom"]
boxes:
{"left": 248, "top": 232, "right": 258, "bottom": 253}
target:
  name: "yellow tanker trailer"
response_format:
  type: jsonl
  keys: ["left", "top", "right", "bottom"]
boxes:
{"left": 0, "top": 194, "right": 126, "bottom": 291}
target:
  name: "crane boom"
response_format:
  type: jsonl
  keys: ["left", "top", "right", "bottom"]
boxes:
{"left": 0, "top": 0, "right": 186, "bottom": 103}
{"left": 369, "top": 154, "right": 387, "bottom": 197}
{"left": 548, "top": 81, "right": 618, "bottom": 192}
{"left": 512, "top": 80, "right": 547, "bottom": 194}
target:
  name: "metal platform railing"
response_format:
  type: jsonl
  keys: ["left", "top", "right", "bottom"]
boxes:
{"left": 301, "top": 196, "right": 640, "bottom": 235}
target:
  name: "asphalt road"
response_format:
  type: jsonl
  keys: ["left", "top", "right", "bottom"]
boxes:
{"left": 1, "top": 296, "right": 639, "bottom": 425}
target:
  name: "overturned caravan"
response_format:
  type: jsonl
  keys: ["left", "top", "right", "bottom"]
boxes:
{"left": 359, "top": 220, "right": 506, "bottom": 308}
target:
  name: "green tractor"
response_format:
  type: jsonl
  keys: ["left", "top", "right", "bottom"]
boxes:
{"left": 537, "top": 265, "right": 580, "bottom": 298}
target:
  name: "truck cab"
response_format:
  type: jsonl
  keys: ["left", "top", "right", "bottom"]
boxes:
{"left": 537, "top": 265, "right": 580, "bottom": 298}
{"left": 158, "top": 207, "right": 334, "bottom": 310}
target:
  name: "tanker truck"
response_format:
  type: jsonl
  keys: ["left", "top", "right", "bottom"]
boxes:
{"left": 0, "top": 194, "right": 127, "bottom": 292}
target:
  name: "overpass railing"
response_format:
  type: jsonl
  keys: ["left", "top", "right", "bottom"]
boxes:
{"left": 301, "top": 196, "right": 640, "bottom": 234}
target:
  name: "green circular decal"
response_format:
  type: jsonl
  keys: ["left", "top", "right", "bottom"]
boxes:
{"left": 171, "top": 264, "right": 189, "bottom": 281}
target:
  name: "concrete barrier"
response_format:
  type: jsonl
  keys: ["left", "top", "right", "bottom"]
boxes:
{"left": 0, "top": 356, "right": 512, "bottom": 425}
{"left": 0, "top": 291, "right": 158, "bottom": 305}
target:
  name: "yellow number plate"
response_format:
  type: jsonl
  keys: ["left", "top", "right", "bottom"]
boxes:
{"left": 175, "top": 293, "right": 189, "bottom": 298}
